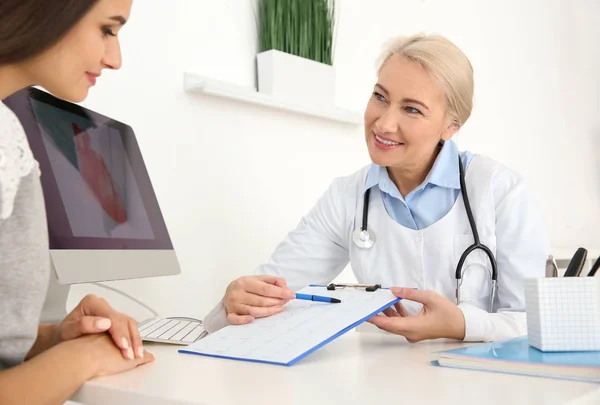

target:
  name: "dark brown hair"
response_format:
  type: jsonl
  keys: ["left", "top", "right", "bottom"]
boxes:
{"left": 0, "top": 0, "right": 100, "bottom": 65}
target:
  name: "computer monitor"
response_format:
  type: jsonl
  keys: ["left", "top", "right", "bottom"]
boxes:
{"left": 3, "top": 87, "right": 180, "bottom": 321}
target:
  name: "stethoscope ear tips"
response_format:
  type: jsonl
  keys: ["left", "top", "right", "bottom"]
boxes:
{"left": 352, "top": 228, "right": 375, "bottom": 249}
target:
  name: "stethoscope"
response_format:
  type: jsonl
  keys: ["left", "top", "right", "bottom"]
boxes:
{"left": 352, "top": 157, "right": 498, "bottom": 312}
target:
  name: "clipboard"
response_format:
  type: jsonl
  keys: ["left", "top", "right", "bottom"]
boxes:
{"left": 179, "top": 284, "right": 400, "bottom": 366}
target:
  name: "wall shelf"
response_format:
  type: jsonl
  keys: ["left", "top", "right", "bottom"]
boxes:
{"left": 183, "top": 73, "right": 362, "bottom": 125}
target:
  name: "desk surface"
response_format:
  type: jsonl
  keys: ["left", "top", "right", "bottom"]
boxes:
{"left": 72, "top": 331, "right": 599, "bottom": 405}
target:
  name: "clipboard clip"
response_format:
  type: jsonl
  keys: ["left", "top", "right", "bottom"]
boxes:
{"left": 326, "top": 283, "right": 381, "bottom": 292}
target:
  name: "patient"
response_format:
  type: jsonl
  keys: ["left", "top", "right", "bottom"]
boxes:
{"left": 0, "top": 1, "right": 153, "bottom": 403}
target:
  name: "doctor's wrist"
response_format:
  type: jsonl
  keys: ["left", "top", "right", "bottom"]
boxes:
{"left": 447, "top": 307, "right": 466, "bottom": 341}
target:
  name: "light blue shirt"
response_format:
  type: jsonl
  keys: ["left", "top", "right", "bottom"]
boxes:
{"left": 364, "top": 140, "right": 475, "bottom": 230}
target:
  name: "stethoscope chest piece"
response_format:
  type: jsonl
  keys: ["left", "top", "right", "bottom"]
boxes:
{"left": 352, "top": 228, "right": 375, "bottom": 249}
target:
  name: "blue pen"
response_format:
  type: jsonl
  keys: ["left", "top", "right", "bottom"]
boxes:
{"left": 295, "top": 293, "right": 341, "bottom": 304}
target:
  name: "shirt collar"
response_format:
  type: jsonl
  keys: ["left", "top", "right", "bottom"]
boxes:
{"left": 427, "top": 139, "right": 461, "bottom": 189}
{"left": 364, "top": 164, "right": 383, "bottom": 191}
{"left": 364, "top": 139, "right": 461, "bottom": 194}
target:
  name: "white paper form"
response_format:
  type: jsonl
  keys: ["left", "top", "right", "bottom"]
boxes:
{"left": 180, "top": 285, "right": 400, "bottom": 366}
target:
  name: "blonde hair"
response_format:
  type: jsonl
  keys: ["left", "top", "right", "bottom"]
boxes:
{"left": 376, "top": 33, "right": 474, "bottom": 127}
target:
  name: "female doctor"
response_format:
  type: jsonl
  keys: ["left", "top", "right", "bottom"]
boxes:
{"left": 203, "top": 33, "right": 548, "bottom": 343}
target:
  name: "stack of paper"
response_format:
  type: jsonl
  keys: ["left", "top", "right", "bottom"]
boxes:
{"left": 433, "top": 336, "right": 600, "bottom": 383}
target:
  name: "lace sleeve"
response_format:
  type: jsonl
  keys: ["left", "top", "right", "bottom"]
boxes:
{"left": 0, "top": 103, "right": 38, "bottom": 221}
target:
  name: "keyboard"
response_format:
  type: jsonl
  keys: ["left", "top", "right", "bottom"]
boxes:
{"left": 138, "top": 317, "right": 207, "bottom": 345}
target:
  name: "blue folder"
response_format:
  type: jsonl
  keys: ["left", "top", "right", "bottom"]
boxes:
{"left": 433, "top": 336, "right": 600, "bottom": 383}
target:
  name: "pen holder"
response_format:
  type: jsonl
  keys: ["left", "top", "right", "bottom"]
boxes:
{"left": 525, "top": 277, "right": 600, "bottom": 352}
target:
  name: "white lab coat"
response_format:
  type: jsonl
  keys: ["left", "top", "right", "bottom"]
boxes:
{"left": 203, "top": 155, "right": 549, "bottom": 342}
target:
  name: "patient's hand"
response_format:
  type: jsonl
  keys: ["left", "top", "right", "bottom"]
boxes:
{"left": 55, "top": 294, "right": 145, "bottom": 360}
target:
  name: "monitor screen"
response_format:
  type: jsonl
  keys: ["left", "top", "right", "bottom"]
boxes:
{"left": 3, "top": 87, "right": 173, "bottom": 250}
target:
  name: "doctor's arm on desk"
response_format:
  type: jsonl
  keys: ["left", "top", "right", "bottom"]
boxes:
{"left": 369, "top": 171, "right": 549, "bottom": 342}
{"left": 203, "top": 177, "right": 352, "bottom": 333}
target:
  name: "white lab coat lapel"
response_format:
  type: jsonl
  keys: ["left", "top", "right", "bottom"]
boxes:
{"left": 348, "top": 155, "right": 499, "bottom": 314}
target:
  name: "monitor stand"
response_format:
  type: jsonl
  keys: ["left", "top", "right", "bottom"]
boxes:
{"left": 40, "top": 262, "right": 70, "bottom": 324}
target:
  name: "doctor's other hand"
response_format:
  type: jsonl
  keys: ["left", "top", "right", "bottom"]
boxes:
{"left": 367, "top": 287, "right": 466, "bottom": 342}
{"left": 223, "top": 275, "right": 296, "bottom": 325}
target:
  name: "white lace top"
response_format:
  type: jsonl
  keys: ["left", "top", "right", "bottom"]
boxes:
{"left": 0, "top": 102, "right": 38, "bottom": 221}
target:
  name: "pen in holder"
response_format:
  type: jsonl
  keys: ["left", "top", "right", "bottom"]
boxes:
{"left": 563, "top": 247, "right": 587, "bottom": 277}
{"left": 525, "top": 277, "right": 600, "bottom": 351}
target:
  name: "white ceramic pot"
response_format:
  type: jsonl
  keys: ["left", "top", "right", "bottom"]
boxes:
{"left": 256, "top": 49, "right": 335, "bottom": 109}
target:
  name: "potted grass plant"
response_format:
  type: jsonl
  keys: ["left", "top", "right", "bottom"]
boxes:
{"left": 256, "top": 0, "right": 336, "bottom": 108}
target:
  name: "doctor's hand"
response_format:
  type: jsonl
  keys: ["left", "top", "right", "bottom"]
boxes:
{"left": 54, "top": 294, "right": 144, "bottom": 361}
{"left": 367, "top": 288, "right": 466, "bottom": 342}
{"left": 223, "top": 275, "right": 296, "bottom": 325}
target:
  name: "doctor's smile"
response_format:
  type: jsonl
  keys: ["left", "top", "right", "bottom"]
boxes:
{"left": 372, "top": 132, "right": 404, "bottom": 150}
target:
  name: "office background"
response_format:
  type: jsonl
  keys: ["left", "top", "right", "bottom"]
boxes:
{"left": 69, "top": 0, "right": 600, "bottom": 321}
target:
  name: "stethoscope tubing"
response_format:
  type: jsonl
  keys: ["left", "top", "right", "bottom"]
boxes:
{"left": 355, "top": 156, "right": 498, "bottom": 312}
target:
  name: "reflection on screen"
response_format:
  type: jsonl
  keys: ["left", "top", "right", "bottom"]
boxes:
{"left": 30, "top": 99, "right": 155, "bottom": 240}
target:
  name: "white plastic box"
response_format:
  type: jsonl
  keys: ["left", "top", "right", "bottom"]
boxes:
{"left": 525, "top": 277, "right": 600, "bottom": 352}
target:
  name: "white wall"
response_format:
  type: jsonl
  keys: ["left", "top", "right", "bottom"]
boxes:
{"left": 68, "top": 0, "right": 600, "bottom": 320}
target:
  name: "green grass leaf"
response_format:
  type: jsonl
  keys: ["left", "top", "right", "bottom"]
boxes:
{"left": 258, "top": 0, "right": 335, "bottom": 65}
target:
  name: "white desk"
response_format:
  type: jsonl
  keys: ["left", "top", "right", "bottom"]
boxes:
{"left": 72, "top": 331, "right": 599, "bottom": 405}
